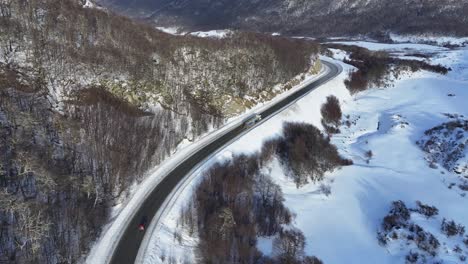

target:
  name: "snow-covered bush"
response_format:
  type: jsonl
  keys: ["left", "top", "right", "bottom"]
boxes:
{"left": 441, "top": 218, "right": 466, "bottom": 237}
{"left": 413, "top": 201, "right": 439, "bottom": 219}
{"left": 418, "top": 119, "right": 467, "bottom": 178}
{"left": 378, "top": 200, "right": 468, "bottom": 263}
{"left": 382, "top": 200, "right": 411, "bottom": 232}
{"left": 320, "top": 95, "right": 342, "bottom": 134}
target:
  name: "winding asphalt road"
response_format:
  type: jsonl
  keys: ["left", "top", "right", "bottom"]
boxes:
{"left": 109, "top": 60, "right": 341, "bottom": 264}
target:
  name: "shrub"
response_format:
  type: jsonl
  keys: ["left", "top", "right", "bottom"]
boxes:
{"left": 319, "top": 184, "right": 331, "bottom": 196}
{"left": 414, "top": 201, "right": 439, "bottom": 219}
{"left": 278, "top": 122, "right": 351, "bottom": 186}
{"left": 406, "top": 251, "right": 419, "bottom": 263}
{"left": 377, "top": 231, "right": 388, "bottom": 245}
{"left": 303, "top": 256, "right": 324, "bottom": 264}
{"left": 273, "top": 229, "right": 306, "bottom": 263}
{"left": 365, "top": 150, "right": 373, "bottom": 163}
{"left": 382, "top": 200, "right": 410, "bottom": 231}
{"left": 321, "top": 95, "right": 342, "bottom": 128}
{"left": 441, "top": 218, "right": 466, "bottom": 237}
{"left": 415, "top": 229, "right": 440, "bottom": 255}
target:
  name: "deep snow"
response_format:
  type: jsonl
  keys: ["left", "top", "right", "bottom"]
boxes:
{"left": 141, "top": 42, "right": 468, "bottom": 263}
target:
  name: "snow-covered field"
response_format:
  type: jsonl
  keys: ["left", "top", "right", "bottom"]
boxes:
{"left": 143, "top": 42, "right": 468, "bottom": 263}
{"left": 279, "top": 44, "right": 468, "bottom": 263}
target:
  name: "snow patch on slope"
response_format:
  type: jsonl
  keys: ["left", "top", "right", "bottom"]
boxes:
{"left": 156, "top": 27, "right": 185, "bottom": 36}
{"left": 190, "top": 30, "right": 233, "bottom": 39}
{"left": 331, "top": 40, "right": 447, "bottom": 53}
{"left": 390, "top": 33, "right": 468, "bottom": 47}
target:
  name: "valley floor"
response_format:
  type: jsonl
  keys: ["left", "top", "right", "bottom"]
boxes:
{"left": 143, "top": 42, "right": 468, "bottom": 263}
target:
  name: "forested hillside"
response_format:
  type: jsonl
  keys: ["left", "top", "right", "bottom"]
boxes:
{"left": 0, "top": 1, "right": 319, "bottom": 263}
{"left": 98, "top": 0, "right": 468, "bottom": 37}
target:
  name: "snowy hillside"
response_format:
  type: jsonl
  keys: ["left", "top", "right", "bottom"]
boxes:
{"left": 144, "top": 42, "right": 468, "bottom": 263}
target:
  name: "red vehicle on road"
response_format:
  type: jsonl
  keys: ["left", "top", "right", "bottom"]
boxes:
{"left": 138, "top": 216, "right": 148, "bottom": 231}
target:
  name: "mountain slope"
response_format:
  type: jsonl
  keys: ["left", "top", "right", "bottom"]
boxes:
{"left": 99, "top": 0, "right": 468, "bottom": 37}
{"left": 0, "top": 1, "right": 319, "bottom": 263}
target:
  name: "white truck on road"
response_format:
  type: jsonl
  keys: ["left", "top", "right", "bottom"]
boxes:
{"left": 243, "top": 114, "right": 262, "bottom": 128}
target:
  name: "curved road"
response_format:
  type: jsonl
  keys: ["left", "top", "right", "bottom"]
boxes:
{"left": 109, "top": 60, "right": 341, "bottom": 264}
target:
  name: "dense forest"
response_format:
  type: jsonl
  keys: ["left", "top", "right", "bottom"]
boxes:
{"left": 0, "top": 1, "right": 320, "bottom": 263}
{"left": 99, "top": 0, "right": 468, "bottom": 38}
{"left": 179, "top": 122, "right": 351, "bottom": 263}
